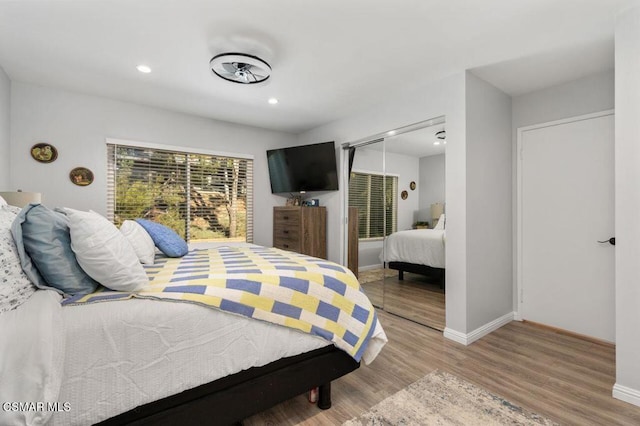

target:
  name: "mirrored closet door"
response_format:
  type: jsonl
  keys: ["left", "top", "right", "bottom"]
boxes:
{"left": 346, "top": 118, "right": 447, "bottom": 331}
{"left": 347, "top": 139, "right": 387, "bottom": 309}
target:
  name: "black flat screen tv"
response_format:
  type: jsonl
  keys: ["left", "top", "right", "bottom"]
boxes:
{"left": 267, "top": 141, "right": 339, "bottom": 193}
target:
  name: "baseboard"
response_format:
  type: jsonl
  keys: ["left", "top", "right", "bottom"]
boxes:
{"left": 358, "top": 264, "right": 384, "bottom": 272}
{"left": 444, "top": 312, "right": 515, "bottom": 346}
{"left": 443, "top": 328, "right": 467, "bottom": 345}
{"left": 613, "top": 383, "right": 640, "bottom": 407}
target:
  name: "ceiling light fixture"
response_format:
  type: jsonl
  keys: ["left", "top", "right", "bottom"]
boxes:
{"left": 433, "top": 141, "right": 440, "bottom": 146}
{"left": 436, "top": 130, "right": 446, "bottom": 139}
{"left": 268, "top": 98, "right": 279, "bottom": 105}
{"left": 136, "top": 64, "right": 152, "bottom": 73}
{"left": 210, "top": 53, "right": 271, "bottom": 84}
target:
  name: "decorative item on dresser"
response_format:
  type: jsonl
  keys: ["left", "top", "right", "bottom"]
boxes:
{"left": 273, "top": 206, "right": 327, "bottom": 259}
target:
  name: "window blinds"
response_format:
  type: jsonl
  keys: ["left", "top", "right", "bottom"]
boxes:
{"left": 107, "top": 143, "right": 253, "bottom": 243}
{"left": 348, "top": 172, "right": 397, "bottom": 239}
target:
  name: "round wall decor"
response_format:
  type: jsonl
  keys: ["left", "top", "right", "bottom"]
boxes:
{"left": 401, "top": 190, "right": 408, "bottom": 200}
{"left": 410, "top": 181, "right": 416, "bottom": 190}
{"left": 30, "top": 143, "right": 58, "bottom": 163}
{"left": 69, "top": 167, "right": 94, "bottom": 186}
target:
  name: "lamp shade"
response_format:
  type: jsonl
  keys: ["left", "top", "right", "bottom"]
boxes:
{"left": 0, "top": 191, "right": 42, "bottom": 207}
{"left": 430, "top": 203, "right": 444, "bottom": 220}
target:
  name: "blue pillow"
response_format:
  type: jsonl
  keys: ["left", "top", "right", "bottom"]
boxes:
{"left": 135, "top": 219, "right": 188, "bottom": 257}
{"left": 11, "top": 204, "right": 99, "bottom": 296}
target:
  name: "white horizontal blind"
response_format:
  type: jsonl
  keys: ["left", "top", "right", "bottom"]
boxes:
{"left": 348, "top": 172, "right": 397, "bottom": 239}
{"left": 107, "top": 143, "right": 253, "bottom": 243}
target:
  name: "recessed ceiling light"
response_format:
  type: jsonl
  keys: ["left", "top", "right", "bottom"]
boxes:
{"left": 433, "top": 141, "right": 440, "bottom": 146}
{"left": 136, "top": 65, "right": 152, "bottom": 73}
{"left": 387, "top": 130, "right": 396, "bottom": 136}
{"left": 268, "top": 98, "right": 279, "bottom": 105}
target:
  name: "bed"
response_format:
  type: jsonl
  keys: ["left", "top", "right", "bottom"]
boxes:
{"left": 382, "top": 226, "right": 445, "bottom": 285}
{"left": 0, "top": 201, "right": 387, "bottom": 426}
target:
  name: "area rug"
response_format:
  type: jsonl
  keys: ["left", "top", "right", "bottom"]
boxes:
{"left": 343, "top": 370, "right": 557, "bottom": 425}
{"left": 358, "top": 268, "right": 396, "bottom": 284}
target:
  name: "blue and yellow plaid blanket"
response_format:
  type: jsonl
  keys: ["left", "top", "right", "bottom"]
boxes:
{"left": 63, "top": 246, "right": 378, "bottom": 362}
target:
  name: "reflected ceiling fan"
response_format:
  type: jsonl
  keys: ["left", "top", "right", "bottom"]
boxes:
{"left": 209, "top": 53, "right": 271, "bottom": 84}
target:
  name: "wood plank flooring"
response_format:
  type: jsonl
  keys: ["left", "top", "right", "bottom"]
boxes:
{"left": 244, "top": 310, "right": 640, "bottom": 426}
{"left": 361, "top": 270, "right": 446, "bottom": 331}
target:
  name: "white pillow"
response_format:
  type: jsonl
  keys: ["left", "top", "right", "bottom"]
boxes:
{"left": 0, "top": 208, "right": 36, "bottom": 313}
{"left": 434, "top": 213, "right": 446, "bottom": 230}
{"left": 120, "top": 220, "right": 155, "bottom": 265}
{"left": 0, "top": 195, "right": 6, "bottom": 207}
{"left": 65, "top": 208, "right": 148, "bottom": 292}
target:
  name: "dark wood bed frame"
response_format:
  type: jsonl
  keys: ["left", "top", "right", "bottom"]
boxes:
{"left": 388, "top": 261, "right": 445, "bottom": 288}
{"left": 97, "top": 345, "right": 359, "bottom": 426}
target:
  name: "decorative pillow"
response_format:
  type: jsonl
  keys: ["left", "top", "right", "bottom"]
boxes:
{"left": 65, "top": 208, "right": 148, "bottom": 292}
{"left": 434, "top": 214, "right": 446, "bottom": 230}
{"left": 135, "top": 219, "right": 188, "bottom": 258}
{"left": 12, "top": 205, "right": 100, "bottom": 296}
{"left": 120, "top": 220, "right": 155, "bottom": 265}
{"left": 0, "top": 207, "right": 36, "bottom": 313}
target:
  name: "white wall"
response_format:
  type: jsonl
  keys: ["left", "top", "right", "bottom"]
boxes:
{"left": 613, "top": 0, "right": 640, "bottom": 407}
{"left": 0, "top": 66, "right": 10, "bottom": 189}
{"left": 512, "top": 70, "right": 614, "bottom": 130}
{"left": 9, "top": 82, "right": 298, "bottom": 247}
{"left": 298, "top": 72, "right": 470, "bottom": 335}
{"left": 350, "top": 145, "right": 420, "bottom": 269}
{"left": 465, "top": 71, "right": 513, "bottom": 331}
{"left": 418, "top": 153, "right": 445, "bottom": 221}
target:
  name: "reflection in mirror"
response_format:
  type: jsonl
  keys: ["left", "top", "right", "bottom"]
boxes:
{"left": 347, "top": 139, "right": 388, "bottom": 308}
{"left": 380, "top": 122, "right": 447, "bottom": 330}
{"left": 345, "top": 118, "right": 446, "bottom": 330}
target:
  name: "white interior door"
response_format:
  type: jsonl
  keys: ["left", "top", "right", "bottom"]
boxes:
{"left": 518, "top": 111, "right": 614, "bottom": 342}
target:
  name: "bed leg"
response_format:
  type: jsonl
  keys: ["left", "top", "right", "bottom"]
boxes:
{"left": 318, "top": 382, "right": 332, "bottom": 409}
{"left": 398, "top": 270, "right": 404, "bottom": 280}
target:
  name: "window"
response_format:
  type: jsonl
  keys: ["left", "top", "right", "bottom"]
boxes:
{"left": 349, "top": 171, "right": 397, "bottom": 239}
{"left": 107, "top": 143, "right": 253, "bottom": 243}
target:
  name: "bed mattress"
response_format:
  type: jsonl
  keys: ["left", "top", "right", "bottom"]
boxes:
{"left": 382, "top": 229, "right": 445, "bottom": 269}
{"left": 49, "top": 298, "right": 330, "bottom": 426}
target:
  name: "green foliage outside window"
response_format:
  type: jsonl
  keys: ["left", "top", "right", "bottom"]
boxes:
{"left": 109, "top": 146, "right": 251, "bottom": 242}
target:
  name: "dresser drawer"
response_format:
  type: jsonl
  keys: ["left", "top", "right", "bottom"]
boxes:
{"left": 274, "top": 238, "right": 301, "bottom": 252}
{"left": 274, "top": 209, "right": 300, "bottom": 229}
{"left": 273, "top": 226, "right": 300, "bottom": 241}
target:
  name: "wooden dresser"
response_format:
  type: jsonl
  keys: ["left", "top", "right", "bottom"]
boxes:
{"left": 273, "top": 206, "right": 327, "bottom": 259}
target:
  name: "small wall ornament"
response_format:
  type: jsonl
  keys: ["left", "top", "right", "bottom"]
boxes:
{"left": 69, "top": 167, "right": 94, "bottom": 186}
{"left": 30, "top": 143, "right": 58, "bottom": 163}
{"left": 401, "top": 190, "right": 408, "bottom": 200}
{"left": 410, "top": 181, "right": 416, "bottom": 190}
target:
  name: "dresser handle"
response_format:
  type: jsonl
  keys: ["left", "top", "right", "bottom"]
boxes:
{"left": 283, "top": 216, "right": 289, "bottom": 220}
{"left": 283, "top": 244, "right": 289, "bottom": 248}
{"left": 283, "top": 230, "right": 289, "bottom": 234}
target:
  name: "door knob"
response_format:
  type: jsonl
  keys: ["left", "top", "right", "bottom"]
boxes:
{"left": 598, "top": 237, "right": 615, "bottom": 246}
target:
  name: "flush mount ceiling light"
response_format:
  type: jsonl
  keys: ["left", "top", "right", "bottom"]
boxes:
{"left": 210, "top": 53, "right": 271, "bottom": 84}
{"left": 136, "top": 64, "right": 152, "bottom": 73}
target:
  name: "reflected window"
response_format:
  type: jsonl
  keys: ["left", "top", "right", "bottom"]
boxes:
{"left": 349, "top": 172, "right": 397, "bottom": 239}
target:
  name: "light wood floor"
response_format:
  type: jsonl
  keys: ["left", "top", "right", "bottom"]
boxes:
{"left": 361, "top": 270, "right": 446, "bottom": 331}
{"left": 244, "top": 310, "right": 640, "bottom": 426}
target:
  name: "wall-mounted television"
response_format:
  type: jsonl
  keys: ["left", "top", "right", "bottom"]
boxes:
{"left": 267, "top": 141, "right": 339, "bottom": 194}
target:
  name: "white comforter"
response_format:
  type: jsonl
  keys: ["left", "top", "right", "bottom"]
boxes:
{"left": 382, "top": 229, "right": 446, "bottom": 269}
{"left": 0, "top": 290, "right": 65, "bottom": 426}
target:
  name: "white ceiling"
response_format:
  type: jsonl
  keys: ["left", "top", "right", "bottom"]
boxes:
{"left": 0, "top": 0, "right": 625, "bottom": 134}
